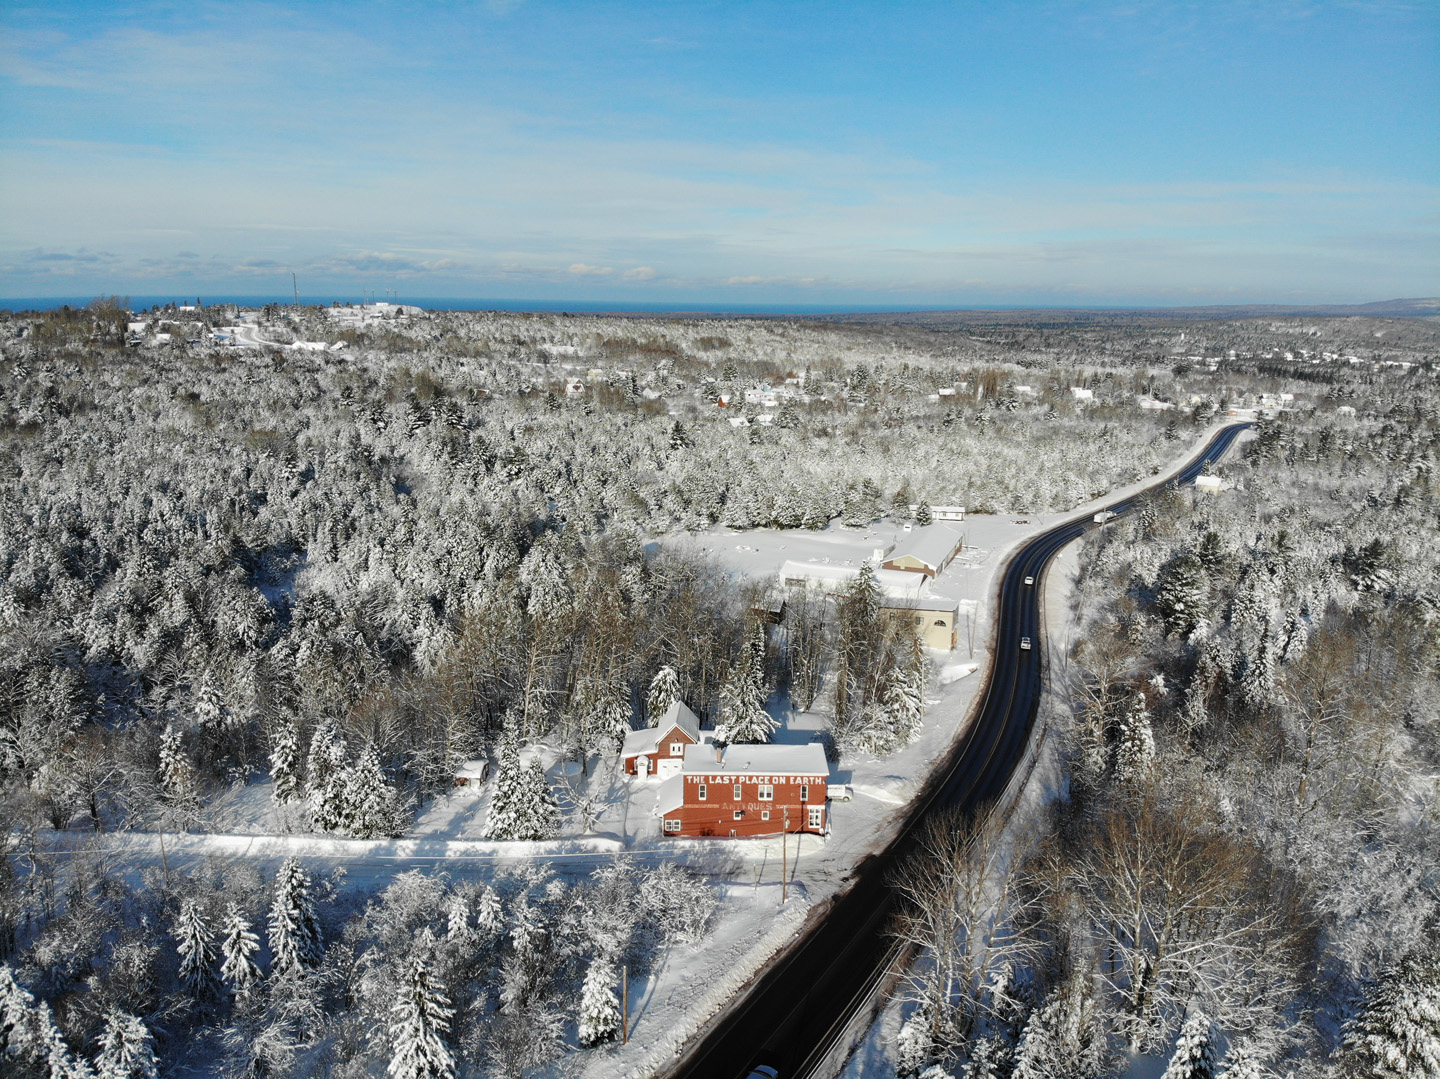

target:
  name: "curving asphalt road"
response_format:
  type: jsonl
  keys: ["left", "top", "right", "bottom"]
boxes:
{"left": 665, "top": 422, "right": 1253, "bottom": 1079}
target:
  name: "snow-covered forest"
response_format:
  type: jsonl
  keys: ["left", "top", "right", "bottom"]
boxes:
{"left": 887, "top": 386, "right": 1440, "bottom": 1078}
{"left": 1, "top": 299, "right": 1437, "bottom": 1077}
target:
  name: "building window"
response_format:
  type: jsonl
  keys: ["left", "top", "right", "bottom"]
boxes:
{"left": 664, "top": 819, "right": 682, "bottom": 834}
{"left": 698, "top": 784, "right": 707, "bottom": 801}
{"left": 669, "top": 742, "right": 683, "bottom": 756}
{"left": 800, "top": 784, "right": 808, "bottom": 802}
{"left": 934, "top": 619, "right": 946, "bottom": 626}
{"left": 733, "top": 784, "right": 742, "bottom": 800}
{"left": 761, "top": 810, "right": 770, "bottom": 821}
{"left": 733, "top": 810, "right": 743, "bottom": 821}
{"left": 758, "top": 783, "right": 774, "bottom": 801}
{"left": 808, "top": 806, "right": 824, "bottom": 830}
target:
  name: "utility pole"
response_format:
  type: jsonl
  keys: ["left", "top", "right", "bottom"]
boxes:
{"left": 781, "top": 807, "right": 789, "bottom": 905}
{"left": 291, "top": 272, "right": 299, "bottom": 309}
{"left": 621, "top": 965, "right": 629, "bottom": 1043}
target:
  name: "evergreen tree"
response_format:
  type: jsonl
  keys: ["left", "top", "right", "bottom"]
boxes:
{"left": 1010, "top": 998, "right": 1063, "bottom": 1079}
{"left": 646, "top": 665, "right": 682, "bottom": 727}
{"left": 194, "top": 668, "right": 226, "bottom": 732}
{"left": 173, "top": 898, "right": 219, "bottom": 1004}
{"left": 1156, "top": 552, "right": 1206, "bottom": 639}
{"left": 718, "top": 636, "right": 775, "bottom": 746}
{"left": 95, "top": 1009, "right": 157, "bottom": 1079}
{"left": 268, "top": 856, "right": 322, "bottom": 975}
{"left": 1279, "top": 609, "right": 1308, "bottom": 665}
{"left": 895, "top": 1004, "right": 937, "bottom": 1078}
{"left": 268, "top": 715, "right": 301, "bottom": 804}
{"left": 1340, "top": 950, "right": 1440, "bottom": 1079}
{"left": 342, "top": 743, "right": 403, "bottom": 838}
{"left": 475, "top": 886, "right": 504, "bottom": 943}
{"left": 1162, "top": 1010, "right": 1219, "bottom": 1079}
{"left": 483, "top": 730, "right": 559, "bottom": 841}
{"left": 834, "top": 562, "right": 883, "bottom": 725}
{"left": 157, "top": 722, "right": 198, "bottom": 813}
{"left": 915, "top": 501, "right": 933, "bottom": 526}
{"left": 962, "top": 1036, "right": 1007, "bottom": 1079}
{"left": 306, "top": 718, "right": 348, "bottom": 832}
{"left": 577, "top": 956, "right": 622, "bottom": 1048}
{"left": 585, "top": 676, "right": 632, "bottom": 749}
{"left": 1217, "top": 1042, "right": 1267, "bottom": 1079}
{"left": 1114, "top": 692, "right": 1156, "bottom": 787}
{"left": 387, "top": 951, "right": 456, "bottom": 1079}
{"left": 1239, "top": 634, "right": 1275, "bottom": 712}
{"left": 218, "top": 903, "right": 261, "bottom": 1000}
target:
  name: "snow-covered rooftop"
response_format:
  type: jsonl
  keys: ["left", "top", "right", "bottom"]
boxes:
{"left": 682, "top": 741, "right": 829, "bottom": 777}
{"left": 884, "top": 525, "right": 963, "bottom": 572}
{"left": 777, "top": 559, "right": 930, "bottom": 599}
{"left": 620, "top": 700, "right": 705, "bottom": 758}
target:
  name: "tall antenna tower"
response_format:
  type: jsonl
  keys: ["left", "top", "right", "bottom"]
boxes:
{"left": 292, "top": 272, "right": 299, "bottom": 308}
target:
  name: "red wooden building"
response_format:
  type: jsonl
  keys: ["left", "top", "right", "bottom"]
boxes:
{"left": 657, "top": 742, "right": 830, "bottom": 837}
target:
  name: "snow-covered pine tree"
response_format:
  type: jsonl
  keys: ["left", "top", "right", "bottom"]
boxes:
{"left": 1113, "top": 692, "right": 1156, "bottom": 787}
{"left": 1339, "top": 949, "right": 1440, "bottom": 1079}
{"left": 95, "top": 1008, "right": 158, "bottom": 1079}
{"left": 587, "top": 676, "right": 632, "bottom": 750}
{"left": 1238, "top": 634, "right": 1275, "bottom": 712}
{"left": 1156, "top": 552, "right": 1206, "bottom": 639}
{"left": 1162, "top": 1010, "right": 1219, "bottom": 1079}
{"left": 157, "top": 721, "right": 193, "bottom": 800}
{"left": 1216, "top": 1041, "right": 1267, "bottom": 1079}
{"left": 577, "top": 956, "right": 622, "bottom": 1048}
{"left": 341, "top": 743, "right": 403, "bottom": 838}
{"left": 173, "top": 898, "right": 219, "bottom": 1004}
{"left": 646, "top": 665, "right": 682, "bottom": 727}
{"left": 474, "top": 886, "right": 504, "bottom": 943}
{"left": 1010, "top": 997, "right": 1063, "bottom": 1079}
{"left": 218, "top": 903, "right": 261, "bottom": 1000}
{"left": 194, "top": 668, "right": 225, "bottom": 733}
{"left": 864, "top": 633, "right": 927, "bottom": 752}
{"left": 268, "top": 856, "right": 322, "bottom": 975}
{"left": 915, "top": 502, "right": 933, "bottom": 526}
{"left": 895, "top": 1004, "right": 937, "bottom": 1078}
{"left": 268, "top": 714, "right": 300, "bottom": 804}
{"left": 387, "top": 951, "right": 455, "bottom": 1079}
{"left": 718, "top": 623, "right": 775, "bottom": 744}
{"left": 484, "top": 729, "right": 559, "bottom": 841}
{"left": 0, "top": 963, "right": 41, "bottom": 1059}
{"left": 306, "top": 718, "right": 348, "bottom": 832}
{"left": 961, "top": 1036, "right": 1007, "bottom": 1079}
{"left": 445, "top": 894, "right": 470, "bottom": 943}
{"left": 1278, "top": 608, "right": 1308, "bottom": 665}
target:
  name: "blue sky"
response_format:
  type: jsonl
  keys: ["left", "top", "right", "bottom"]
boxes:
{"left": 1, "top": 1, "right": 1435, "bottom": 305}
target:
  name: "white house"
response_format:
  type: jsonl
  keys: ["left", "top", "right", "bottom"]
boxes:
{"left": 565, "top": 379, "right": 586, "bottom": 395}
{"left": 1070, "top": 387, "right": 1095, "bottom": 402}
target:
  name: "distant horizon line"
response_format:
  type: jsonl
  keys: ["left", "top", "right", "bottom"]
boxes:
{"left": 2, "top": 294, "right": 1435, "bottom": 318}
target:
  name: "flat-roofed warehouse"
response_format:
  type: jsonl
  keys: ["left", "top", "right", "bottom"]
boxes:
{"left": 881, "top": 525, "right": 964, "bottom": 578}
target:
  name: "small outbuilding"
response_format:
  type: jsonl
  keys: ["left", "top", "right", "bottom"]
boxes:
{"left": 454, "top": 760, "right": 489, "bottom": 788}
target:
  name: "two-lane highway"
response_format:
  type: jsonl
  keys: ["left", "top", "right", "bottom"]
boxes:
{"left": 666, "top": 422, "right": 1252, "bottom": 1079}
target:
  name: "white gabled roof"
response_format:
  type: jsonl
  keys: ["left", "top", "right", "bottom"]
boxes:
{"left": 884, "top": 525, "right": 962, "bottom": 571}
{"left": 682, "top": 741, "right": 829, "bottom": 777}
{"left": 621, "top": 700, "right": 704, "bottom": 759}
